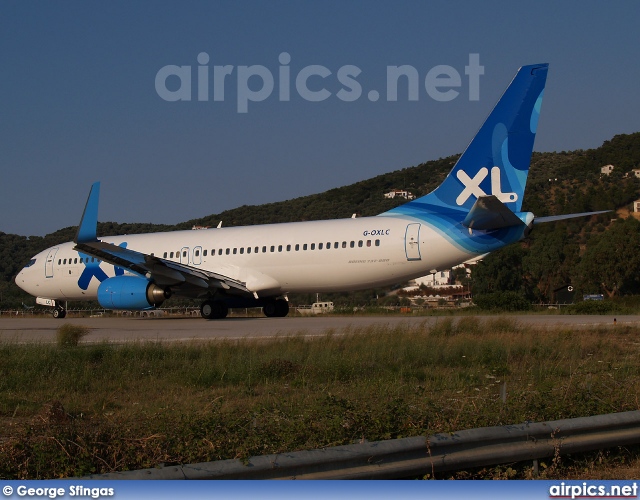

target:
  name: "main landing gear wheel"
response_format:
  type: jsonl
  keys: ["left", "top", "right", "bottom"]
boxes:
{"left": 200, "top": 300, "right": 228, "bottom": 319}
{"left": 52, "top": 307, "right": 66, "bottom": 319}
{"left": 263, "top": 298, "right": 289, "bottom": 318}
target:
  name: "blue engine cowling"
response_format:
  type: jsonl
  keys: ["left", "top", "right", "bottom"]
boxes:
{"left": 97, "top": 276, "right": 170, "bottom": 310}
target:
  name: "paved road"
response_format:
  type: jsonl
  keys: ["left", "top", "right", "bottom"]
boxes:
{"left": 0, "top": 314, "right": 637, "bottom": 343}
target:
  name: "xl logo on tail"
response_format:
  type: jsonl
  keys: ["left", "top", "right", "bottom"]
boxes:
{"left": 456, "top": 167, "right": 517, "bottom": 205}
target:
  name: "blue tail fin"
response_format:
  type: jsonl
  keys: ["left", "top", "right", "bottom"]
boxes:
{"left": 382, "top": 63, "right": 548, "bottom": 218}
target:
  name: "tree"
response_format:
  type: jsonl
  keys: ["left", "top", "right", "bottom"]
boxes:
{"left": 471, "top": 244, "right": 528, "bottom": 296}
{"left": 573, "top": 217, "right": 640, "bottom": 297}
{"left": 471, "top": 244, "right": 532, "bottom": 310}
{"left": 522, "top": 224, "right": 579, "bottom": 302}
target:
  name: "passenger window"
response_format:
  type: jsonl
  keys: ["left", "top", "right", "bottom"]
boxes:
{"left": 375, "top": 239, "right": 380, "bottom": 246}
{"left": 286, "top": 244, "right": 291, "bottom": 251}
{"left": 183, "top": 251, "right": 187, "bottom": 257}
{"left": 195, "top": 249, "right": 200, "bottom": 256}
{"left": 367, "top": 240, "right": 371, "bottom": 247}
{"left": 218, "top": 249, "right": 223, "bottom": 255}
{"left": 334, "top": 242, "right": 339, "bottom": 249}
{"left": 278, "top": 245, "right": 282, "bottom": 252}
{"left": 58, "top": 259, "right": 61, "bottom": 265}
{"left": 358, "top": 241, "right": 363, "bottom": 247}
{"left": 255, "top": 246, "right": 259, "bottom": 253}
{"left": 295, "top": 244, "right": 300, "bottom": 251}
{"left": 203, "top": 250, "right": 207, "bottom": 256}
{"left": 226, "top": 248, "right": 230, "bottom": 255}
{"left": 311, "top": 243, "right": 315, "bottom": 250}
{"left": 170, "top": 252, "right": 174, "bottom": 258}
{"left": 63, "top": 259, "right": 67, "bottom": 265}
{"left": 342, "top": 242, "right": 347, "bottom": 248}
{"left": 303, "top": 244, "right": 308, "bottom": 251}
{"left": 319, "top": 243, "right": 323, "bottom": 250}
{"left": 247, "top": 247, "right": 251, "bottom": 254}
{"left": 240, "top": 248, "right": 244, "bottom": 254}
{"left": 350, "top": 241, "right": 355, "bottom": 248}
{"left": 163, "top": 252, "right": 167, "bottom": 258}
{"left": 327, "top": 242, "right": 331, "bottom": 249}
{"left": 262, "top": 246, "right": 267, "bottom": 253}
{"left": 233, "top": 248, "right": 237, "bottom": 254}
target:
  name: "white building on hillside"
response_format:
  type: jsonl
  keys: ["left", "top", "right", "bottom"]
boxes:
{"left": 415, "top": 270, "right": 452, "bottom": 287}
{"left": 601, "top": 164, "right": 615, "bottom": 175}
{"left": 384, "top": 189, "right": 415, "bottom": 200}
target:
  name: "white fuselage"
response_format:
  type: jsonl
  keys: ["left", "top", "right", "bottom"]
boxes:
{"left": 16, "top": 214, "right": 473, "bottom": 302}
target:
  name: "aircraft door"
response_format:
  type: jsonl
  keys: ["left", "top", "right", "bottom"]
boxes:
{"left": 404, "top": 224, "right": 421, "bottom": 261}
{"left": 45, "top": 247, "right": 59, "bottom": 278}
{"left": 193, "top": 246, "right": 202, "bottom": 265}
{"left": 180, "top": 247, "right": 190, "bottom": 265}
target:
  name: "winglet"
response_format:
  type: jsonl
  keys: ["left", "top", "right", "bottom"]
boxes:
{"left": 74, "top": 182, "right": 100, "bottom": 244}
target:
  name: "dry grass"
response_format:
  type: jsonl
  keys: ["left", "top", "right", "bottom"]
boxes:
{"left": 1, "top": 318, "right": 639, "bottom": 478}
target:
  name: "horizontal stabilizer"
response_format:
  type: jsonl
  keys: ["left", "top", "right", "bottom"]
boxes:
{"left": 534, "top": 210, "right": 610, "bottom": 224}
{"left": 462, "top": 195, "right": 525, "bottom": 231}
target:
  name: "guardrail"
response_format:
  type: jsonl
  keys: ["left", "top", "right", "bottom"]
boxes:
{"left": 82, "top": 410, "right": 640, "bottom": 480}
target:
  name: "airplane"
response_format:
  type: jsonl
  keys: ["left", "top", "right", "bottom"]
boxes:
{"left": 15, "top": 63, "right": 606, "bottom": 319}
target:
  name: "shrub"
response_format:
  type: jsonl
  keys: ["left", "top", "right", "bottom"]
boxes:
{"left": 56, "top": 323, "right": 90, "bottom": 347}
{"left": 566, "top": 300, "right": 616, "bottom": 315}
{"left": 473, "top": 291, "right": 531, "bottom": 311}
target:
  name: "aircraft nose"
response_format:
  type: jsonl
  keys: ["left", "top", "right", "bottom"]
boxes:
{"left": 14, "top": 269, "right": 30, "bottom": 293}
{"left": 15, "top": 270, "right": 24, "bottom": 288}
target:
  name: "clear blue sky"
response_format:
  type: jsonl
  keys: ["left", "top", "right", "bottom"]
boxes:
{"left": 2, "top": 0, "right": 639, "bottom": 236}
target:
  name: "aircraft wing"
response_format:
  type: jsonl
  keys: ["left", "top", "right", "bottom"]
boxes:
{"left": 72, "top": 182, "right": 252, "bottom": 298}
{"left": 74, "top": 240, "right": 253, "bottom": 297}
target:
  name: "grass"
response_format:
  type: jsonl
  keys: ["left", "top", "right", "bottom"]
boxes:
{"left": 1, "top": 318, "right": 639, "bottom": 478}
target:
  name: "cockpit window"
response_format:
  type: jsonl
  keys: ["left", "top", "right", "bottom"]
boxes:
{"left": 24, "top": 259, "right": 37, "bottom": 268}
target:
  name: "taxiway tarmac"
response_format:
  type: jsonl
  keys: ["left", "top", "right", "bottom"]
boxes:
{"left": 0, "top": 314, "right": 637, "bottom": 343}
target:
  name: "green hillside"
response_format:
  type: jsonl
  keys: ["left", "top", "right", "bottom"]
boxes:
{"left": 180, "top": 155, "right": 458, "bottom": 228}
{"left": 474, "top": 133, "right": 640, "bottom": 307}
{"left": 2, "top": 132, "right": 640, "bottom": 309}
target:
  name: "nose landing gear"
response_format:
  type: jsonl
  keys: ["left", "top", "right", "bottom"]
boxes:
{"left": 52, "top": 306, "right": 66, "bottom": 319}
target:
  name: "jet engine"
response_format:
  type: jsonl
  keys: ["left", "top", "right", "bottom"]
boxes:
{"left": 97, "top": 276, "right": 170, "bottom": 310}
